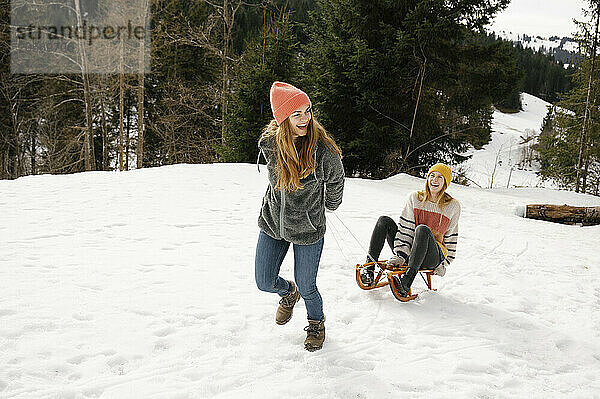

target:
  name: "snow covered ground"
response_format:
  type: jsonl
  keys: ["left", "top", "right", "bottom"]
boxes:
{"left": 1, "top": 155, "right": 600, "bottom": 397}
{"left": 460, "top": 93, "right": 554, "bottom": 190}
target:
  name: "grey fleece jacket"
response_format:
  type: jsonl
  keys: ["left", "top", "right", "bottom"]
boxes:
{"left": 257, "top": 136, "right": 345, "bottom": 245}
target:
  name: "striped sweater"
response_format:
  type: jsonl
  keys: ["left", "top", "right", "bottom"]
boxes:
{"left": 393, "top": 191, "right": 461, "bottom": 267}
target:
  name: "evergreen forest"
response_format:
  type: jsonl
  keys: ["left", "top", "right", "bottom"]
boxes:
{"left": 1, "top": 0, "right": 598, "bottom": 195}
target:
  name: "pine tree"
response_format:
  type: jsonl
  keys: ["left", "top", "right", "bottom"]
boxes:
{"left": 142, "top": 0, "right": 222, "bottom": 166}
{"left": 302, "top": 0, "right": 515, "bottom": 178}
{"left": 575, "top": 0, "right": 600, "bottom": 192}
{"left": 537, "top": 59, "right": 600, "bottom": 192}
{"left": 537, "top": 0, "right": 600, "bottom": 195}
{"left": 220, "top": 10, "right": 297, "bottom": 163}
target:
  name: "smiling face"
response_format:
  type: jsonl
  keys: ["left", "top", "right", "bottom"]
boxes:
{"left": 288, "top": 104, "right": 312, "bottom": 137}
{"left": 428, "top": 171, "right": 446, "bottom": 198}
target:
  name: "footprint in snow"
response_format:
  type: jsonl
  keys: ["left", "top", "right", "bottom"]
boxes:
{"left": 104, "top": 223, "right": 127, "bottom": 228}
{"left": 107, "top": 355, "right": 129, "bottom": 375}
{"left": 153, "top": 326, "right": 176, "bottom": 337}
{"left": 83, "top": 387, "right": 104, "bottom": 398}
{"left": 0, "top": 309, "right": 16, "bottom": 317}
{"left": 72, "top": 313, "right": 93, "bottom": 321}
{"left": 66, "top": 354, "right": 88, "bottom": 365}
{"left": 184, "top": 371, "right": 203, "bottom": 381}
{"left": 154, "top": 339, "right": 169, "bottom": 351}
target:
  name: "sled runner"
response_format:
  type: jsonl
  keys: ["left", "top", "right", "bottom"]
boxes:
{"left": 355, "top": 261, "right": 436, "bottom": 302}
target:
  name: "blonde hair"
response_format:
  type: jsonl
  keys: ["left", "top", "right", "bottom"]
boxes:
{"left": 417, "top": 177, "right": 454, "bottom": 225}
{"left": 260, "top": 116, "right": 341, "bottom": 192}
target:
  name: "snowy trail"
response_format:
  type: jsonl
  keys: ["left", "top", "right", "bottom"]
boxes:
{"left": 1, "top": 163, "right": 600, "bottom": 398}
{"left": 462, "top": 93, "right": 554, "bottom": 190}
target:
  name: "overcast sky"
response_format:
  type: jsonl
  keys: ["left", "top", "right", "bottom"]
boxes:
{"left": 488, "top": 0, "right": 589, "bottom": 38}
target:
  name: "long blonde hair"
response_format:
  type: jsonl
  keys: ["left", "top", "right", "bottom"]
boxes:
{"left": 260, "top": 116, "right": 341, "bottom": 192}
{"left": 417, "top": 177, "right": 454, "bottom": 224}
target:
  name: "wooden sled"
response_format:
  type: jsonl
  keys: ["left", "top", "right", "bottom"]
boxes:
{"left": 355, "top": 261, "right": 436, "bottom": 302}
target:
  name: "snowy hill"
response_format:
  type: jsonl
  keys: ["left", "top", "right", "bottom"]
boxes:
{"left": 460, "top": 93, "right": 553, "bottom": 190}
{"left": 1, "top": 162, "right": 600, "bottom": 398}
{"left": 494, "top": 31, "right": 578, "bottom": 54}
{"left": 492, "top": 30, "right": 579, "bottom": 65}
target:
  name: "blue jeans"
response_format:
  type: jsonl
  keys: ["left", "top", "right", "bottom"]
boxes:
{"left": 255, "top": 230, "right": 325, "bottom": 321}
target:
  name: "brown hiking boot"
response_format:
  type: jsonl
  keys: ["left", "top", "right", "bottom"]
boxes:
{"left": 304, "top": 317, "right": 325, "bottom": 352}
{"left": 275, "top": 281, "right": 300, "bottom": 325}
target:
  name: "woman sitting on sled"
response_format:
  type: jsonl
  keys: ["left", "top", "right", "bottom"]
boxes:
{"left": 361, "top": 163, "right": 461, "bottom": 298}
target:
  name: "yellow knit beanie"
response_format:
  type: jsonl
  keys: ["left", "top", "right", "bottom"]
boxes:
{"left": 427, "top": 163, "right": 452, "bottom": 188}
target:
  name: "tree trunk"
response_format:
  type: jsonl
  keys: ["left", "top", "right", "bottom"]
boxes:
{"left": 14, "top": 146, "right": 19, "bottom": 178}
{"left": 136, "top": 0, "right": 148, "bottom": 169}
{"left": 119, "top": 36, "right": 125, "bottom": 172}
{"left": 221, "top": 0, "right": 229, "bottom": 145}
{"left": 405, "top": 59, "right": 426, "bottom": 161}
{"left": 74, "top": 0, "right": 96, "bottom": 171}
{"left": 137, "top": 70, "right": 144, "bottom": 169}
{"left": 524, "top": 204, "right": 600, "bottom": 226}
{"left": 126, "top": 97, "right": 130, "bottom": 170}
{"left": 6, "top": 79, "right": 23, "bottom": 179}
{"left": 4, "top": 152, "right": 10, "bottom": 179}
{"left": 576, "top": 5, "right": 600, "bottom": 192}
{"left": 583, "top": 151, "right": 590, "bottom": 193}
{"left": 30, "top": 129, "right": 36, "bottom": 175}
{"left": 99, "top": 81, "right": 109, "bottom": 171}
{"left": 10, "top": 103, "right": 20, "bottom": 179}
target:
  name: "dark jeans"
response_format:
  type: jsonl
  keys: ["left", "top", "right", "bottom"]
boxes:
{"left": 366, "top": 216, "right": 398, "bottom": 263}
{"left": 255, "top": 230, "right": 325, "bottom": 321}
{"left": 367, "top": 216, "right": 442, "bottom": 288}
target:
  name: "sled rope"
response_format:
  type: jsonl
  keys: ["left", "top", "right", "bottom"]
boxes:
{"left": 327, "top": 214, "right": 352, "bottom": 263}
{"left": 419, "top": 270, "right": 428, "bottom": 285}
{"left": 330, "top": 212, "right": 377, "bottom": 263}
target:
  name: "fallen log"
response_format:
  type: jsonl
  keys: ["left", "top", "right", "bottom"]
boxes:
{"left": 523, "top": 204, "right": 600, "bottom": 226}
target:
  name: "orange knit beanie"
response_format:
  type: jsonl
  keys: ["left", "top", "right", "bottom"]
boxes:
{"left": 269, "top": 81, "right": 311, "bottom": 125}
